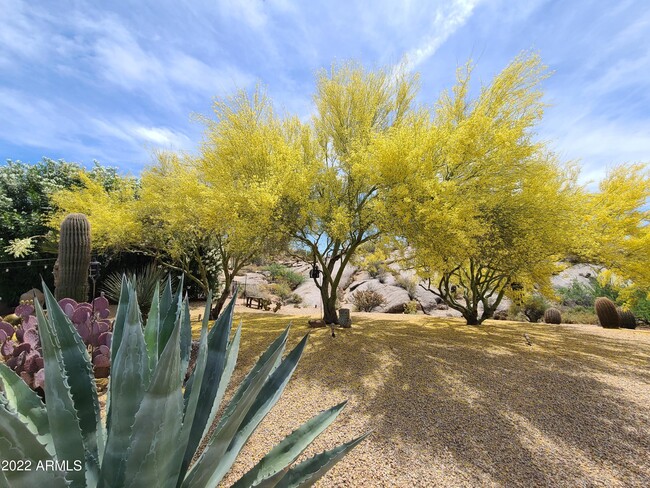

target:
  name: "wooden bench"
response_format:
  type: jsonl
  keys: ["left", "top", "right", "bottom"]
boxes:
{"left": 245, "top": 296, "right": 266, "bottom": 309}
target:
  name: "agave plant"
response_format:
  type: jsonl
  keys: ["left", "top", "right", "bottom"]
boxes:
{"left": 0, "top": 277, "right": 366, "bottom": 487}
{"left": 59, "top": 295, "right": 112, "bottom": 378}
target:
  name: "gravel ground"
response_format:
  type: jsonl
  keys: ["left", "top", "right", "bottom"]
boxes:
{"left": 188, "top": 305, "right": 650, "bottom": 488}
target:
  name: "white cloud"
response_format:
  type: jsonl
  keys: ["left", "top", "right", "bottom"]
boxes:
{"left": 401, "top": 0, "right": 484, "bottom": 71}
{"left": 132, "top": 126, "right": 193, "bottom": 149}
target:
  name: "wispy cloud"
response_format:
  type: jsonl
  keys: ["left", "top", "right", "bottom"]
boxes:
{"left": 402, "top": 0, "right": 484, "bottom": 71}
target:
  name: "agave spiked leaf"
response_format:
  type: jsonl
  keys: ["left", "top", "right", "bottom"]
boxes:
{"left": 1, "top": 277, "right": 367, "bottom": 488}
{"left": 179, "top": 291, "right": 238, "bottom": 478}
{"left": 180, "top": 296, "right": 192, "bottom": 377}
{"left": 143, "top": 280, "right": 160, "bottom": 372}
{"left": 0, "top": 394, "right": 68, "bottom": 488}
{"left": 183, "top": 334, "right": 307, "bottom": 488}
{"left": 0, "top": 363, "right": 51, "bottom": 452}
{"left": 158, "top": 275, "right": 184, "bottom": 358}
{"left": 110, "top": 276, "right": 130, "bottom": 363}
{"left": 98, "top": 288, "right": 150, "bottom": 488}
{"left": 232, "top": 402, "right": 349, "bottom": 487}
{"left": 42, "top": 285, "right": 104, "bottom": 470}
{"left": 35, "top": 296, "right": 89, "bottom": 487}
{"left": 275, "top": 432, "right": 371, "bottom": 487}
{"left": 121, "top": 298, "right": 184, "bottom": 487}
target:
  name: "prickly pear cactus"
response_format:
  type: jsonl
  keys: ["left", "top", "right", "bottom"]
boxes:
{"left": 55, "top": 213, "right": 91, "bottom": 302}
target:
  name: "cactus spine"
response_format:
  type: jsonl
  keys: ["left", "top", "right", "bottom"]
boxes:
{"left": 544, "top": 308, "right": 562, "bottom": 324}
{"left": 594, "top": 297, "right": 619, "bottom": 328}
{"left": 54, "top": 213, "right": 91, "bottom": 302}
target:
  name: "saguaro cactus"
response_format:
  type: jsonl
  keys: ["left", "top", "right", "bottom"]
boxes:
{"left": 54, "top": 213, "right": 91, "bottom": 302}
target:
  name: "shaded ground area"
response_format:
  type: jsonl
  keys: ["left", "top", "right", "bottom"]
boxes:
{"left": 194, "top": 307, "right": 650, "bottom": 487}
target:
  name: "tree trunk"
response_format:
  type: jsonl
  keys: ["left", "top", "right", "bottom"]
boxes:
{"left": 464, "top": 311, "right": 481, "bottom": 326}
{"left": 321, "top": 286, "right": 339, "bottom": 325}
{"left": 209, "top": 275, "right": 233, "bottom": 320}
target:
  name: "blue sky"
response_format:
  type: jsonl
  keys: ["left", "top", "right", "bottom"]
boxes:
{"left": 1, "top": 0, "right": 648, "bottom": 183}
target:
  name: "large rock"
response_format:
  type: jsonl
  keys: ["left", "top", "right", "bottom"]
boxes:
{"left": 551, "top": 264, "right": 601, "bottom": 289}
{"left": 293, "top": 280, "right": 322, "bottom": 308}
{"left": 234, "top": 272, "right": 269, "bottom": 297}
{"left": 414, "top": 285, "right": 440, "bottom": 313}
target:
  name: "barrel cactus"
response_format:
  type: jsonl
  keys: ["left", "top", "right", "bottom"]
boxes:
{"left": 543, "top": 308, "right": 562, "bottom": 324}
{"left": 0, "top": 277, "right": 366, "bottom": 487}
{"left": 595, "top": 297, "right": 620, "bottom": 328}
{"left": 55, "top": 213, "right": 91, "bottom": 302}
{"left": 618, "top": 308, "right": 637, "bottom": 329}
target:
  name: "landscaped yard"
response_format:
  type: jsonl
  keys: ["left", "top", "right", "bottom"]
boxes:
{"left": 209, "top": 310, "right": 650, "bottom": 487}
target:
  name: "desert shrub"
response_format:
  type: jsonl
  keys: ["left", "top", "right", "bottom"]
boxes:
{"left": 403, "top": 300, "right": 418, "bottom": 314}
{"left": 395, "top": 275, "right": 418, "bottom": 299}
{"left": 562, "top": 306, "right": 599, "bottom": 324}
{"left": 286, "top": 293, "right": 302, "bottom": 305}
{"left": 592, "top": 277, "right": 619, "bottom": 302}
{"left": 267, "top": 282, "right": 293, "bottom": 301}
{"left": 351, "top": 289, "right": 386, "bottom": 312}
{"left": 557, "top": 279, "right": 595, "bottom": 307}
{"left": 264, "top": 264, "right": 305, "bottom": 290}
{"left": 629, "top": 289, "right": 650, "bottom": 324}
{"left": 493, "top": 310, "right": 509, "bottom": 320}
{"left": 510, "top": 294, "right": 548, "bottom": 323}
{"left": 366, "top": 259, "right": 390, "bottom": 280}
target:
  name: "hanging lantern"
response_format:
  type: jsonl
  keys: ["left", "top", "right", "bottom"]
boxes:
{"left": 89, "top": 259, "right": 101, "bottom": 280}
{"left": 309, "top": 263, "right": 321, "bottom": 279}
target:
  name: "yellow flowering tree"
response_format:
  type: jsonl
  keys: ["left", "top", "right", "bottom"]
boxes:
{"left": 375, "top": 53, "right": 579, "bottom": 325}
{"left": 278, "top": 62, "right": 419, "bottom": 324}
{"left": 581, "top": 163, "right": 650, "bottom": 310}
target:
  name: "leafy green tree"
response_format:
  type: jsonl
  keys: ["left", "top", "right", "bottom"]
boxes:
{"left": 375, "top": 53, "right": 579, "bottom": 325}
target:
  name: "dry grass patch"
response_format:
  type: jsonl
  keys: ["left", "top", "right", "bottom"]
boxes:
{"left": 189, "top": 307, "right": 650, "bottom": 487}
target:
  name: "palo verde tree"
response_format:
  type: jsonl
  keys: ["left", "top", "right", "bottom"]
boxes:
{"left": 282, "top": 62, "right": 418, "bottom": 325}
{"left": 375, "top": 53, "right": 578, "bottom": 325}
{"left": 50, "top": 158, "right": 227, "bottom": 308}
{"left": 579, "top": 162, "right": 650, "bottom": 310}
{"left": 195, "top": 87, "right": 309, "bottom": 317}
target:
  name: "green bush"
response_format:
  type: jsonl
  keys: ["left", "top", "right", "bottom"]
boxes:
{"left": 395, "top": 275, "right": 418, "bottom": 299}
{"left": 562, "top": 306, "right": 599, "bottom": 325}
{"left": 556, "top": 279, "right": 595, "bottom": 307}
{"left": 267, "top": 282, "right": 293, "bottom": 301}
{"left": 510, "top": 294, "right": 548, "bottom": 323}
{"left": 403, "top": 300, "right": 418, "bottom": 314}
{"left": 629, "top": 289, "right": 650, "bottom": 324}
{"left": 264, "top": 264, "right": 305, "bottom": 290}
